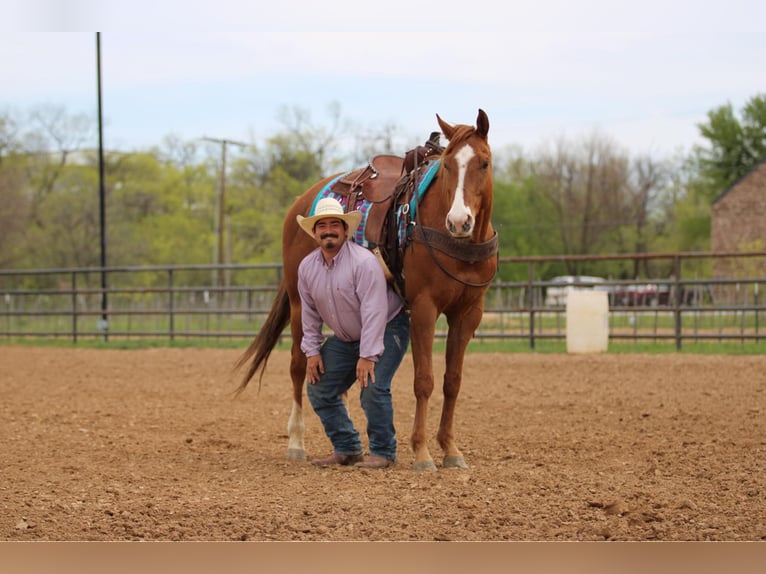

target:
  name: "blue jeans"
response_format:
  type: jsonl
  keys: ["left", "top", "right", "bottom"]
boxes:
{"left": 306, "top": 312, "right": 410, "bottom": 461}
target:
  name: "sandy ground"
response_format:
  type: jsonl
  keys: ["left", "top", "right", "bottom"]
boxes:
{"left": 1, "top": 346, "right": 764, "bottom": 541}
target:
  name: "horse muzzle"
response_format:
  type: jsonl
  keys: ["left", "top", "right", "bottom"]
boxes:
{"left": 446, "top": 213, "right": 474, "bottom": 237}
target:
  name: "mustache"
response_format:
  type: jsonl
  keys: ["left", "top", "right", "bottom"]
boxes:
{"left": 320, "top": 232, "right": 340, "bottom": 240}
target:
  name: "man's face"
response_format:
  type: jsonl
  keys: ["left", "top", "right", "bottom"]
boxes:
{"left": 313, "top": 218, "right": 346, "bottom": 251}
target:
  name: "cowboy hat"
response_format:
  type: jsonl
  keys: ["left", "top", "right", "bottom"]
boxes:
{"left": 296, "top": 197, "right": 362, "bottom": 238}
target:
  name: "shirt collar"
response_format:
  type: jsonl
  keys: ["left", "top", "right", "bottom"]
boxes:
{"left": 318, "top": 239, "right": 349, "bottom": 269}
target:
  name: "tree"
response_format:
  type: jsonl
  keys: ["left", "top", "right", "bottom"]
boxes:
{"left": 275, "top": 102, "right": 347, "bottom": 175}
{"left": 622, "top": 154, "right": 671, "bottom": 277}
{"left": 350, "top": 120, "right": 401, "bottom": 166}
{"left": 655, "top": 153, "right": 712, "bottom": 253}
{"left": 104, "top": 151, "right": 216, "bottom": 270}
{"left": 19, "top": 105, "right": 95, "bottom": 229}
{"left": 225, "top": 106, "right": 353, "bottom": 268}
{"left": 695, "top": 93, "right": 766, "bottom": 197}
{"left": 226, "top": 137, "right": 323, "bottom": 267}
{"left": 1, "top": 111, "right": 28, "bottom": 265}
{"left": 493, "top": 147, "right": 560, "bottom": 279}
{"left": 529, "top": 133, "right": 630, "bottom": 261}
{"left": 0, "top": 111, "right": 20, "bottom": 163}
{"left": 0, "top": 157, "right": 30, "bottom": 267}
{"left": 23, "top": 163, "right": 101, "bottom": 270}
{"left": 495, "top": 134, "right": 674, "bottom": 280}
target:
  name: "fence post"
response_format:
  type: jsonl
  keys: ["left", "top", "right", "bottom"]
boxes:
{"left": 168, "top": 268, "right": 175, "bottom": 342}
{"left": 71, "top": 271, "right": 78, "bottom": 344}
{"left": 755, "top": 282, "right": 760, "bottom": 342}
{"left": 528, "top": 262, "right": 536, "bottom": 349}
{"left": 673, "top": 256, "right": 682, "bottom": 350}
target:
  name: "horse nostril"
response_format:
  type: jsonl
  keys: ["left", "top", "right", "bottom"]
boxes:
{"left": 447, "top": 214, "right": 472, "bottom": 235}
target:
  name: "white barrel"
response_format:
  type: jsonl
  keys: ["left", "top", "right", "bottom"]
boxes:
{"left": 566, "top": 290, "right": 609, "bottom": 353}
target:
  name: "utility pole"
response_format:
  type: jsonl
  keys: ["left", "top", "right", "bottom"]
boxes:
{"left": 96, "top": 32, "right": 108, "bottom": 342}
{"left": 201, "top": 137, "right": 247, "bottom": 294}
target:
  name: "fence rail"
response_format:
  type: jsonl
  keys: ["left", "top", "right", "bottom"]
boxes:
{"left": 1, "top": 251, "right": 764, "bottom": 349}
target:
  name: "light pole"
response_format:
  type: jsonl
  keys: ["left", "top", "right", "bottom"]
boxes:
{"left": 96, "top": 32, "right": 108, "bottom": 341}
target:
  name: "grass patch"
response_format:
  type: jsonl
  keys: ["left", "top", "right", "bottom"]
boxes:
{"left": 3, "top": 336, "right": 762, "bottom": 355}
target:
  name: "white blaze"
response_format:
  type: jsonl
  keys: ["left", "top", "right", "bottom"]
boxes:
{"left": 446, "top": 143, "right": 475, "bottom": 235}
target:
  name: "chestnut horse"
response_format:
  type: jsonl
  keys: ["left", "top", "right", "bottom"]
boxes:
{"left": 236, "top": 109, "right": 497, "bottom": 470}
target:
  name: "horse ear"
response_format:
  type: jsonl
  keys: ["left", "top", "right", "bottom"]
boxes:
{"left": 476, "top": 109, "right": 489, "bottom": 138}
{"left": 436, "top": 113, "right": 455, "bottom": 140}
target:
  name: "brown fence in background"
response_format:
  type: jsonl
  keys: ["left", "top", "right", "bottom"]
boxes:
{"left": 1, "top": 251, "right": 764, "bottom": 349}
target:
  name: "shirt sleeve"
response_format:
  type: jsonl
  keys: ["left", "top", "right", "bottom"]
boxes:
{"left": 298, "top": 263, "right": 324, "bottom": 357}
{"left": 356, "top": 256, "right": 389, "bottom": 362}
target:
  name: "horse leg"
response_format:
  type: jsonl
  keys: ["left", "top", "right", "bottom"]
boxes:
{"left": 409, "top": 305, "right": 438, "bottom": 471}
{"left": 286, "top": 307, "right": 307, "bottom": 461}
{"left": 438, "top": 308, "right": 482, "bottom": 469}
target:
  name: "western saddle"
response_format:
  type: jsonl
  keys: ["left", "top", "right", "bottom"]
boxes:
{"left": 325, "top": 133, "right": 444, "bottom": 291}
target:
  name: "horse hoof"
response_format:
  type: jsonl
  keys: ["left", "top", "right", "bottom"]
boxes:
{"left": 411, "top": 460, "right": 437, "bottom": 472}
{"left": 287, "top": 448, "right": 307, "bottom": 462}
{"left": 443, "top": 455, "right": 469, "bottom": 469}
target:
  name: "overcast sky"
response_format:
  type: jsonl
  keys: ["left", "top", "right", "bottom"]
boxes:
{"left": 3, "top": 0, "right": 765, "bottom": 160}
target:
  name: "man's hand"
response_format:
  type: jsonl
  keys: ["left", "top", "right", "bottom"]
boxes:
{"left": 306, "top": 354, "right": 324, "bottom": 384}
{"left": 356, "top": 357, "right": 376, "bottom": 388}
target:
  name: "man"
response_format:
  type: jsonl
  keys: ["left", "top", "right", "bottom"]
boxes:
{"left": 296, "top": 197, "right": 409, "bottom": 469}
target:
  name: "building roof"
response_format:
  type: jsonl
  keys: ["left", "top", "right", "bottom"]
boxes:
{"left": 712, "top": 154, "right": 766, "bottom": 205}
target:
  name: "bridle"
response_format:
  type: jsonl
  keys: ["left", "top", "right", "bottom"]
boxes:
{"left": 409, "top": 155, "right": 498, "bottom": 288}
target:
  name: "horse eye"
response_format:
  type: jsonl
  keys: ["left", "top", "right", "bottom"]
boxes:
{"left": 481, "top": 160, "right": 490, "bottom": 170}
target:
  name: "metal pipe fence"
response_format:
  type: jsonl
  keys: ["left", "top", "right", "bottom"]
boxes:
{"left": 1, "top": 252, "right": 764, "bottom": 349}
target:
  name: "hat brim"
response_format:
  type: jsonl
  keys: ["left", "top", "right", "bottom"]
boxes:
{"left": 296, "top": 210, "right": 363, "bottom": 239}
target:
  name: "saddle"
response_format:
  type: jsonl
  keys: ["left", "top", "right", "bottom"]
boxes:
{"left": 326, "top": 134, "right": 443, "bottom": 291}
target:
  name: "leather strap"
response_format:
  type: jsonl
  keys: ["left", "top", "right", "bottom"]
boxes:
{"left": 411, "top": 226, "right": 498, "bottom": 264}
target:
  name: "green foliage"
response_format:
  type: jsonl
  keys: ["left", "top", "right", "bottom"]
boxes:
{"left": 15, "top": 163, "right": 100, "bottom": 270}
{"left": 492, "top": 174, "right": 564, "bottom": 280}
{"left": 103, "top": 152, "right": 217, "bottom": 268}
{"left": 695, "top": 93, "right": 766, "bottom": 197}
{"left": 0, "top": 155, "right": 31, "bottom": 267}
{"left": 493, "top": 134, "right": 672, "bottom": 281}
{"left": 226, "top": 136, "right": 324, "bottom": 267}
{"left": 2, "top": 95, "right": 765, "bottom": 290}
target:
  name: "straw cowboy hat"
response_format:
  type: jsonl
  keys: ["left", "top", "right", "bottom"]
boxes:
{"left": 296, "top": 197, "right": 362, "bottom": 238}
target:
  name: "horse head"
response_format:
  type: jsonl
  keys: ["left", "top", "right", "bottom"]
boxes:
{"left": 435, "top": 109, "right": 493, "bottom": 240}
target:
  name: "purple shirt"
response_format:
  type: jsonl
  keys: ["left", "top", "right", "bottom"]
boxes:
{"left": 298, "top": 240, "right": 404, "bottom": 361}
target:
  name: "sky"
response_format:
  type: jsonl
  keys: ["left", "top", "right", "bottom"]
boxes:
{"left": 2, "top": 0, "right": 765, "bottom": 161}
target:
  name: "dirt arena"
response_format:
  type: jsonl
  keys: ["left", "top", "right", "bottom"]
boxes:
{"left": 1, "top": 345, "right": 764, "bottom": 541}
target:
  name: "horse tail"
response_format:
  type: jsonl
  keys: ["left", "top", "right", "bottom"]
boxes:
{"left": 233, "top": 281, "right": 291, "bottom": 396}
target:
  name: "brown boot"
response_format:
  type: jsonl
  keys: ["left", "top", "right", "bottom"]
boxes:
{"left": 354, "top": 455, "right": 394, "bottom": 469}
{"left": 310, "top": 452, "right": 363, "bottom": 467}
